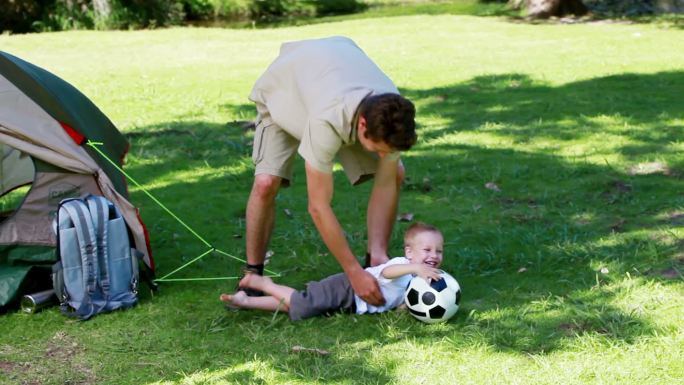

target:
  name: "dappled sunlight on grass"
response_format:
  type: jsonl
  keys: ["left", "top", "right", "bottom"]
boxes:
{"left": 1, "top": 14, "right": 683, "bottom": 385}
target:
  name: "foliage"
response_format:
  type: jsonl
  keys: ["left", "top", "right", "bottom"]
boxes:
{"left": 2, "top": 0, "right": 366, "bottom": 32}
{"left": 30, "top": 0, "right": 185, "bottom": 31}
{"left": 311, "top": 0, "right": 367, "bottom": 15}
{"left": 107, "top": 0, "right": 185, "bottom": 28}
{"left": 180, "top": 0, "right": 251, "bottom": 21}
{"left": 583, "top": 0, "right": 657, "bottom": 16}
{"left": 34, "top": 0, "right": 96, "bottom": 31}
{"left": 0, "top": 0, "right": 49, "bottom": 33}
{"left": 248, "top": 0, "right": 316, "bottom": 19}
{"left": 246, "top": 0, "right": 365, "bottom": 20}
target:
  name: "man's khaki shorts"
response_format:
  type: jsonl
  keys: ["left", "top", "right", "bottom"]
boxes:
{"left": 252, "top": 105, "right": 379, "bottom": 186}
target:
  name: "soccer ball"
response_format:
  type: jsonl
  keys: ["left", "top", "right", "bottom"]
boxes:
{"left": 404, "top": 270, "right": 461, "bottom": 324}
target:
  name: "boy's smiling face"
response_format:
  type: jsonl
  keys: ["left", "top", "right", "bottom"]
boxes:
{"left": 405, "top": 230, "right": 444, "bottom": 268}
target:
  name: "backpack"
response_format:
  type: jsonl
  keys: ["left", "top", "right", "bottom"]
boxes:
{"left": 52, "top": 195, "right": 140, "bottom": 320}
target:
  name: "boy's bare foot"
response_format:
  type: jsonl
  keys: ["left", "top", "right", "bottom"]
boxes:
{"left": 219, "top": 291, "right": 249, "bottom": 308}
{"left": 239, "top": 273, "right": 272, "bottom": 291}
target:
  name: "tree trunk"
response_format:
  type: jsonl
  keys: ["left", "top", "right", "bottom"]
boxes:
{"left": 526, "top": 0, "right": 588, "bottom": 18}
{"left": 92, "top": 0, "right": 111, "bottom": 18}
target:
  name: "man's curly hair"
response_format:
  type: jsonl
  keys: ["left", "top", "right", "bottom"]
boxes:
{"left": 359, "top": 93, "right": 417, "bottom": 151}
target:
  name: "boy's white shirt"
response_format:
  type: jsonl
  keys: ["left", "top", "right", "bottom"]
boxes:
{"left": 354, "top": 257, "right": 412, "bottom": 315}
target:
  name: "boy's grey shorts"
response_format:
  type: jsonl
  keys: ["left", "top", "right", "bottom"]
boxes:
{"left": 288, "top": 272, "right": 356, "bottom": 321}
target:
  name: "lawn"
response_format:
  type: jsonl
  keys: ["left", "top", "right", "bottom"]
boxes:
{"left": 1, "top": 8, "right": 684, "bottom": 385}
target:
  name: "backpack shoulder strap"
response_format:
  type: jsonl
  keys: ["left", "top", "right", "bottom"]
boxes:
{"left": 86, "top": 195, "right": 110, "bottom": 298}
{"left": 59, "top": 199, "right": 99, "bottom": 318}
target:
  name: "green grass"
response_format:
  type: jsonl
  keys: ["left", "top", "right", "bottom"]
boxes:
{"left": 1, "top": 10, "right": 684, "bottom": 385}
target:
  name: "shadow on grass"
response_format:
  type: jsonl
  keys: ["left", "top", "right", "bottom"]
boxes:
{"left": 403, "top": 71, "right": 683, "bottom": 149}
{"left": 110, "top": 71, "right": 683, "bottom": 383}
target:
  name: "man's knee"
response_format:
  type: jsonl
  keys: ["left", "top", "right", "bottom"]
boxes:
{"left": 251, "top": 174, "right": 282, "bottom": 201}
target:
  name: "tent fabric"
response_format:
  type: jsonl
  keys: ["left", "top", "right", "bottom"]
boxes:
{"left": 1, "top": 143, "right": 33, "bottom": 195}
{"left": 0, "top": 51, "right": 153, "bottom": 308}
{"left": 0, "top": 75, "right": 98, "bottom": 174}
{"left": 0, "top": 51, "right": 129, "bottom": 195}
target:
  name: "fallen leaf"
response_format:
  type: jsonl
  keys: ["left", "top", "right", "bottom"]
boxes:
{"left": 659, "top": 268, "right": 681, "bottom": 279}
{"left": 485, "top": 182, "right": 501, "bottom": 192}
{"left": 265, "top": 250, "right": 274, "bottom": 265}
{"left": 668, "top": 212, "right": 684, "bottom": 225}
{"left": 398, "top": 212, "right": 414, "bottom": 222}
{"left": 610, "top": 218, "right": 626, "bottom": 232}
{"left": 291, "top": 346, "right": 330, "bottom": 356}
{"left": 421, "top": 177, "right": 432, "bottom": 193}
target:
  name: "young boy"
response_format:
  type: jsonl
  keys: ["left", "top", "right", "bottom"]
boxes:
{"left": 220, "top": 222, "right": 445, "bottom": 321}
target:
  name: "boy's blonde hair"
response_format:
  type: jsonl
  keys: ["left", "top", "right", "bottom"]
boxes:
{"left": 403, "top": 222, "right": 442, "bottom": 247}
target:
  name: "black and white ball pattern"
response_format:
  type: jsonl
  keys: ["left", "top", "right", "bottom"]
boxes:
{"left": 404, "top": 270, "right": 461, "bottom": 323}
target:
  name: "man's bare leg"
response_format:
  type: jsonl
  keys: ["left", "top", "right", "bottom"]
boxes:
{"left": 367, "top": 162, "right": 405, "bottom": 266}
{"left": 246, "top": 174, "right": 282, "bottom": 267}
{"left": 241, "top": 174, "right": 282, "bottom": 295}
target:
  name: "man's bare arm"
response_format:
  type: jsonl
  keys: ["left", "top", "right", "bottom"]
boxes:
{"left": 305, "top": 162, "right": 385, "bottom": 305}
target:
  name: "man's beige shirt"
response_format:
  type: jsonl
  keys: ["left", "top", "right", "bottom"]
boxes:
{"left": 249, "top": 36, "right": 399, "bottom": 173}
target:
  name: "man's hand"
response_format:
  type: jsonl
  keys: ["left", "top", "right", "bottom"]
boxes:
{"left": 367, "top": 252, "right": 390, "bottom": 267}
{"left": 348, "top": 268, "right": 385, "bottom": 306}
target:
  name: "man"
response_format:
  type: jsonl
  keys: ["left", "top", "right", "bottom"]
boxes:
{"left": 241, "top": 36, "right": 416, "bottom": 306}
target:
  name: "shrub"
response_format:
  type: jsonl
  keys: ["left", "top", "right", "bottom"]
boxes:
{"left": 248, "top": 0, "right": 365, "bottom": 20}
{"left": 310, "top": 0, "right": 366, "bottom": 16}
{"left": 107, "top": 0, "right": 185, "bottom": 29}
{"left": 249, "top": 0, "right": 315, "bottom": 20}
{"left": 180, "top": 0, "right": 251, "bottom": 20}
{"left": 0, "top": 0, "right": 49, "bottom": 33}
{"left": 3, "top": 0, "right": 366, "bottom": 33}
{"left": 583, "top": 0, "right": 656, "bottom": 16}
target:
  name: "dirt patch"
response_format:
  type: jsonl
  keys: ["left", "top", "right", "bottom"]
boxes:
{"left": 0, "top": 360, "right": 17, "bottom": 373}
{"left": 658, "top": 268, "right": 682, "bottom": 280}
{"left": 557, "top": 321, "right": 607, "bottom": 336}
{"left": 667, "top": 212, "right": 684, "bottom": 226}
{"left": 44, "top": 332, "right": 96, "bottom": 384}
{"left": 601, "top": 180, "right": 632, "bottom": 205}
{"left": 45, "top": 332, "right": 81, "bottom": 361}
{"left": 609, "top": 217, "right": 626, "bottom": 232}
{"left": 2, "top": 332, "right": 98, "bottom": 385}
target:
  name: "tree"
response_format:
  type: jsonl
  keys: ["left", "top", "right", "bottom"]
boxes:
{"left": 92, "top": 0, "right": 112, "bottom": 18}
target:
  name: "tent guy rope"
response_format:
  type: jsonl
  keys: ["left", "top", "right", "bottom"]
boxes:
{"left": 86, "top": 140, "right": 280, "bottom": 282}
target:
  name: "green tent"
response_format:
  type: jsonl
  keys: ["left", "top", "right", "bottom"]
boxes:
{"left": 0, "top": 51, "right": 154, "bottom": 309}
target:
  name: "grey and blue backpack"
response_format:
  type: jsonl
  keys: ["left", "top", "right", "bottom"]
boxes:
{"left": 52, "top": 195, "right": 141, "bottom": 320}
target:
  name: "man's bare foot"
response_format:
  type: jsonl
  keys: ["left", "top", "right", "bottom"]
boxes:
{"left": 219, "top": 291, "right": 249, "bottom": 308}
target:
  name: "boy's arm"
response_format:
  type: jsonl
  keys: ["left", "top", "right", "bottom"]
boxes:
{"left": 381, "top": 264, "right": 441, "bottom": 282}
